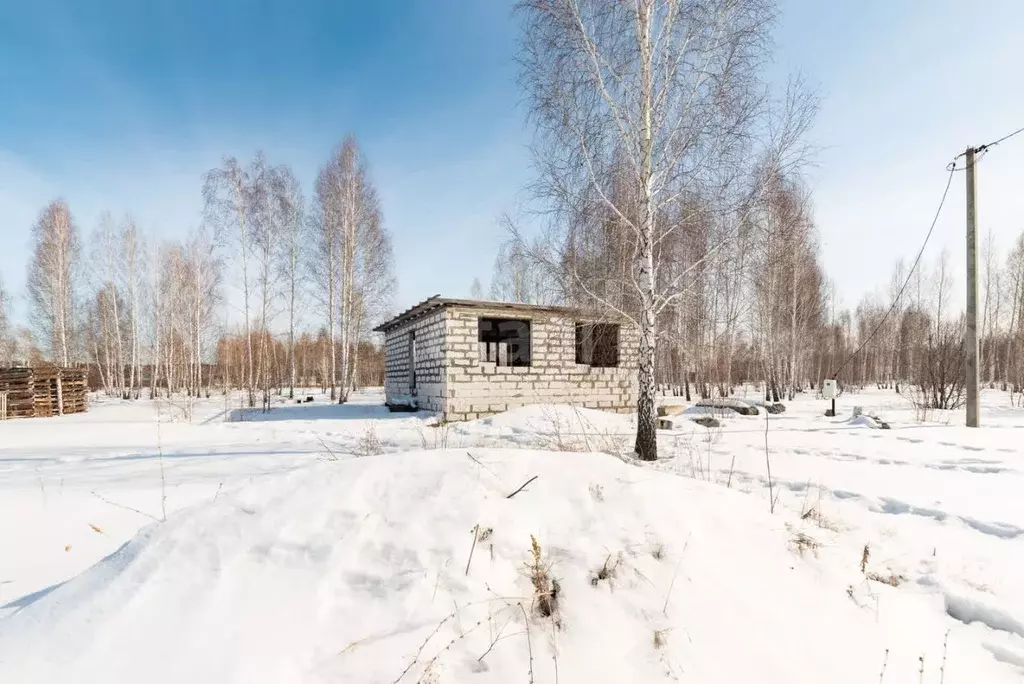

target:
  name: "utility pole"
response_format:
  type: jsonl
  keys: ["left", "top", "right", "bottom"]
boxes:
{"left": 965, "top": 147, "right": 980, "bottom": 427}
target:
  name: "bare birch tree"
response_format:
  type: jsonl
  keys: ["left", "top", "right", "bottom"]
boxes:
{"left": 334, "top": 138, "right": 360, "bottom": 404}
{"left": 204, "top": 158, "right": 257, "bottom": 406}
{"left": 121, "top": 216, "right": 145, "bottom": 398}
{"left": 272, "top": 164, "right": 307, "bottom": 399}
{"left": 492, "top": 215, "right": 563, "bottom": 305}
{"left": 186, "top": 227, "right": 222, "bottom": 397}
{"left": 914, "top": 251, "right": 966, "bottom": 410}
{"left": 247, "top": 153, "right": 281, "bottom": 409}
{"left": 150, "top": 241, "right": 167, "bottom": 398}
{"left": 349, "top": 188, "right": 395, "bottom": 392}
{"left": 315, "top": 135, "right": 390, "bottom": 403}
{"left": 90, "top": 211, "right": 127, "bottom": 395}
{"left": 0, "top": 272, "right": 12, "bottom": 367}
{"left": 1005, "top": 235, "right": 1024, "bottom": 393}
{"left": 516, "top": 0, "right": 813, "bottom": 459}
{"left": 313, "top": 156, "right": 341, "bottom": 401}
{"left": 490, "top": 237, "right": 530, "bottom": 303}
{"left": 27, "top": 199, "right": 81, "bottom": 366}
{"left": 980, "top": 229, "right": 999, "bottom": 386}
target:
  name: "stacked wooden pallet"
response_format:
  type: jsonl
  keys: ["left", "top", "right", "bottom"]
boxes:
{"left": 60, "top": 368, "right": 88, "bottom": 414}
{"left": 0, "top": 368, "right": 37, "bottom": 419}
{"left": 0, "top": 367, "right": 89, "bottom": 418}
{"left": 33, "top": 366, "right": 58, "bottom": 417}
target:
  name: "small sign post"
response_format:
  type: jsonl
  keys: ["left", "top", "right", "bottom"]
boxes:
{"left": 822, "top": 379, "right": 838, "bottom": 417}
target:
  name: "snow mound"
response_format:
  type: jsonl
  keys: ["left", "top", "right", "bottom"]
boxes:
{"left": 844, "top": 415, "right": 887, "bottom": 429}
{"left": 0, "top": 450, "right": 1013, "bottom": 683}
{"left": 696, "top": 398, "right": 760, "bottom": 415}
{"left": 700, "top": 397, "right": 752, "bottom": 408}
{"left": 458, "top": 405, "right": 637, "bottom": 453}
{"left": 682, "top": 404, "right": 726, "bottom": 416}
{"left": 475, "top": 403, "right": 631, "bottom": 432}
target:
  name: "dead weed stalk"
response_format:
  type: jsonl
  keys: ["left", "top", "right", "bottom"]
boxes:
{"left": 788, "top": 530, "right": 821, "bottom": 557}
{"left": 357, "top": 421, "right": 384, "bottom": 457}
{"left": 527, "top": 536, "right": 560, "bottom": 622}
{"left": 866, "top": 571, "right": 905, "bottom": 587}
{"left": 589, "top": 553, "right": 622, "bottom": 586}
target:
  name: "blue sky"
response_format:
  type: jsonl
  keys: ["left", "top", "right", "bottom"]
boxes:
{"left": 2, "top": 0, "right": 1023, "bottom": 324}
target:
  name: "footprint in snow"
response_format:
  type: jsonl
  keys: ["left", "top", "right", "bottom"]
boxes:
{"left": 876, "top": 497, "right": 1023, "bottom": 540}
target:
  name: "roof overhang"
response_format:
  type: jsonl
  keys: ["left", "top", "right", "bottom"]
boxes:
{"left": 373, "top": 296, "right": 627, "bottom": 334}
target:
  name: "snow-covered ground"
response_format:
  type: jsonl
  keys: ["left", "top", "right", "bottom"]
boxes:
{"left": 0, "top": 387, "right": 1022, "bottom": 682}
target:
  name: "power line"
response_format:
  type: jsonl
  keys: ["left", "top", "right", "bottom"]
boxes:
{"left": 952, "top": 124, "right": 1024, "bottom": 161}
{"left": 830, "top": 164, "right": 957, "bottom": 379}
{"left": 947, "top": 146, "right": 990, "bottom": 172}
{"left": 975, "top": 125, "right": 1024, "bottom": 153}
{"left": 832, "top": 123, "right": 1023, "bottom": 380}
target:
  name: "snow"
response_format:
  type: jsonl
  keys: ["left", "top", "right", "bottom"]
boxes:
{"left": 843, "top": 414, "right": 886, "bottom": 429}
{"left": 695, "top": 396, "right": 755, "bottom": 409}
{"left": 1, "top": 387, "right": 1023, "bottom": 682}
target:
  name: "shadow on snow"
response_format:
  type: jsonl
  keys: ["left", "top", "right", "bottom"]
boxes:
{"left": 228, "top": 401, "right": 426, "bottom": 423}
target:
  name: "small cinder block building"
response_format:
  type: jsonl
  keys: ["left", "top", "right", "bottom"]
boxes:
{"left": 374, "top": 297, "right": 639, "bottom": 421}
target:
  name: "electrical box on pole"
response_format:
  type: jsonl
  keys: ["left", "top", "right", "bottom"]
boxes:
{"left": 823, "top": 378, "right": 838, "bottom": 417}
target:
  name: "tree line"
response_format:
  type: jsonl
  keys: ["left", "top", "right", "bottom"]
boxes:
{"left": 0, "top": 134, "right": 395, "bottom": 406}
{"left": 475, "top": 155, "right": 1024, "bottom": 426}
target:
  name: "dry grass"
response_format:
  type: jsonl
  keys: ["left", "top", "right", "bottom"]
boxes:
{"left": 866, "top": 571, "right": 905, "bottom": 587}
{"left": 651, "top": 541, "right": 665, "bottom": 561}
{"left": 390, "top": 600, "right": 501, "bottom": 683}
{"left": 534, "top": 404, "right": 583, "bottom": 452}
{"left": 416, "top": 661, "right": 439, "bottom": 684}
{"left": 589, "top": 553, "right": 622, "bottom": 586}
{"left": 653, "top": 629, "right": 669, "bottom": 649}
{"left": 316, "top": 435, "right": 342, "bottom": 462}
{"left": 858, "top": 543, "right": 903, "bottom": 586}
{"left": 532, "top": 402, "right": 633, "bottom": 455}
{"left": 357, "top": 421, "right": 384, "bottom": 457}
{"left": 798, "top": 484, "right": 841, "bottom": 531}
{"left": 527, "top": 536, "right": 560, "bottom": 621}
{"left": 589, "top": 483, "right": 604, "bottom": 501}
{"left": 789, "top": 530, "right": 821, "bottom": 557}
{"left": 417, "top": 422, "right": 453, "bottom": 450}
{"left": 593, "top": 429, "right": 633, "bottom": 456}
{"left": 799, "top": 503, "right": 839, "bottom": 531}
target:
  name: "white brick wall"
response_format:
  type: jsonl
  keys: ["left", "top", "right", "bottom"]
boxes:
{"left": 382, "top": 303, "right": 639, "bottom": 420}
{"left": 441, "top": 306, "right": 638, "bottom": 421}
{"left": 383, "top": 309, "right": 447, "bottom": 413}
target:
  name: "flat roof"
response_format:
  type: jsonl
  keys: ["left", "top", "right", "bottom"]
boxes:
{"left": 373, "top": 296, "right": 625, "bottom": 333}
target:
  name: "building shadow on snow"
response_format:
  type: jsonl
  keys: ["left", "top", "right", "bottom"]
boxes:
{"left": 228, "top": 401, "right": 423, "bottom": 423}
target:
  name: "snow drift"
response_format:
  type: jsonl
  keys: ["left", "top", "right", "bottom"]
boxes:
{"left": 2, "top": 448, "right": 1013, "bottom": 683}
